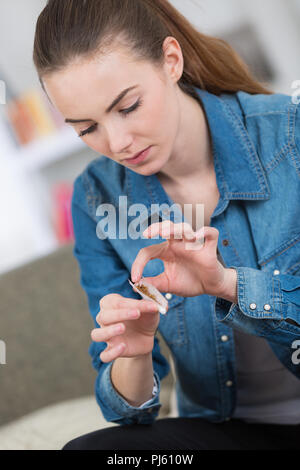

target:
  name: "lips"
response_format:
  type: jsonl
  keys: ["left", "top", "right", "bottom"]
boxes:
{"left": 127, "top": 146, "right": 151, "bottom": 161}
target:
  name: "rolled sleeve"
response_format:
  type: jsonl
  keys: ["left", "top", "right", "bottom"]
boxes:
{"left": 215, "top": 266, "right": 300, "bottom": 335}
{"left": 98, "top": 363, "right": 162, "bottom": 425}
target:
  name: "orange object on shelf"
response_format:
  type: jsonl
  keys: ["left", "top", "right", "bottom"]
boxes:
{"left": 6, "top": 98, "right": 37, "bottom": 146}
{"left": 22, "top": 89, "right": 57, "bottom": 138}
{"left": 5, "top": 88, "right": 62, "bottom": 148}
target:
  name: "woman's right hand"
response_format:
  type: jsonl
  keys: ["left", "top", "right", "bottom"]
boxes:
{"left": 91, "top": 293, "right": 164, "bottom": 363}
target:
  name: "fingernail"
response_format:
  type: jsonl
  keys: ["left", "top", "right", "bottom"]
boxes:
{"left": 128, "top": 309, "right": 140, "bottom": 318}
{"left": 158, "top": 306, "right": 167, "bottom": 315}
{"left": 113, "top": 324, "right": 123, "bottom": 334}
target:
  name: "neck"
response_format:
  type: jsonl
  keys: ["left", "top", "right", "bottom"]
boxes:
{"left": 157, "top": 88, "right": 213, "bottom": 186}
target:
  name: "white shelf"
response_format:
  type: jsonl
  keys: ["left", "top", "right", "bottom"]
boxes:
{"left": 0, "top": 120, "right": 86, "bottom": 275}
{"left": 9, "top": 126, "right": 85, "bottom": 173}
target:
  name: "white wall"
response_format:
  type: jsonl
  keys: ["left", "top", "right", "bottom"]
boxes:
{"left": 172, "top": 0, "right": 245, "bottom": 34}
{"left": 1, "top": 0, "right": 300, "bottom": 95}
{"left": 0, "top": 0, "right": 47, "bottom": 94}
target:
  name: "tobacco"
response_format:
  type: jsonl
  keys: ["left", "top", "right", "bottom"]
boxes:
{"left": 135, "top": 284, "right": 158, "bottom": 303}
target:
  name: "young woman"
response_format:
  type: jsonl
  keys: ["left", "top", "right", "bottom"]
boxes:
{"left": 33, "top": 0, "right": 300, "bottom": 450}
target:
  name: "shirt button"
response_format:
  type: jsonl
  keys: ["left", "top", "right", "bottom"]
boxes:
{"left": 264, "top": 304, "right": 271, "bottom": 311}
{"left": 221, "top": 335, "right": 229, "bottom": 342}
{"left": 222, "top": 239, "right": 229, "bottom": 246}
{"left": 225, "top": 417, "right": 231, "bottom": 421}
{"left": 147, "top": 408, "right": 153, "bottom": 413}
{"left": 273, "top": 270, "right": 280, "bottom": 276}
{"left": 226, "top": 380, "right": 233, "bottom": 387}
{"left": 249, "top": 303, "right": 257, "bottom": 310}
{"left": 165, "top": 293, "right": 172, "bottom": 300}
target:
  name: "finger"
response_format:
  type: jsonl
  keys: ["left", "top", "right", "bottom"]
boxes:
{"left": 139, "top": 274, "right": 170, "bottom": 295}
{"left": 131, "top": 242, "right": 168, "bottom": 282}
{"left": 169, "top": 222, "right": 196, "bottom": 240}
{"left": 96, "top": 308, "right": 140, "bottom": 326}
{"left": 98, "top": 298, "right": 159, "bottom": 323}
{"left": 194, "top": 226, "right": 219, "bottom": 250}
{"left": 143, "top": 221, "right": 196, "bottom": 241}
{"left": 100, "top": 293, "right": 122, "bottom": 310}
{"left": 91, "top": 323, "right": 125, "bottom": 343}
{"left": 96, "top": 301, "right": 159, "bottom": 326}
{"left": 100, "top": 342, "right": 126, "bottom": 363}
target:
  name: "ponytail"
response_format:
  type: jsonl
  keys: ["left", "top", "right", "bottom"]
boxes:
{"left": 33, "top": 0, "right": 272, "bottom": 97}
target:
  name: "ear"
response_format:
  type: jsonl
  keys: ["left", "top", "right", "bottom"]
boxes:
{"left": 162, "top": 36, "right": 184, "bottom": 83}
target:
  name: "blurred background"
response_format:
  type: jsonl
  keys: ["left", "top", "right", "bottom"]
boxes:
{"left": 0, "top": 0, "right": 300, "bottom": 275}
{"left": 0, "top": 0, "right": 300, "bottom": 450}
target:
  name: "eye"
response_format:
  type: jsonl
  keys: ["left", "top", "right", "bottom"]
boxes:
{"left": 78, "top": 98, "right": 143, "bottom": 137}
{"left": 78, "top": 124, "right": 98, "bottom": 138}
{"left": 120, "top": 98, "right": 143, "bottom": 117}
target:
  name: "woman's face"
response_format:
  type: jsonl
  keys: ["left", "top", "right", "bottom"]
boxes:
{"left": 43, "top": 40, "right": 183, "bottom": 176}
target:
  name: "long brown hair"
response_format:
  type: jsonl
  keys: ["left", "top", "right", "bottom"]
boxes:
{"left": 33, "top": 0, "right": 272, "bottom": 99}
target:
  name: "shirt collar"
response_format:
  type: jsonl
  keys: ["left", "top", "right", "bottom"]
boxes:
{"left": 196, "top": 88, "right": 270, "bottom": 201}
{"left": 126, "top": 88, "right": 270, "bottom": 211}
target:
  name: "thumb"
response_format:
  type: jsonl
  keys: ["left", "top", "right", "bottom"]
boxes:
{"left": 142, "top": 273, "right": 169, "bottom": 294}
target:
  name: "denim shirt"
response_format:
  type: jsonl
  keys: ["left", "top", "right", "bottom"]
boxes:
{"left": 71, "top": 87, "right": 300, "bottom": 425}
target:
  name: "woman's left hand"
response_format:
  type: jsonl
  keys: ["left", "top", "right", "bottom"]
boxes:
{"left": 131, "top": 221, "right": 237, "bottom": 300}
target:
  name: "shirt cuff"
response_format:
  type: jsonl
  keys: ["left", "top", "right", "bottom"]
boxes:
{"left": 99, "top": 362, "right": 161, "bottom": 421}
{"left": 215, "top": 266, "right": 281, "bottom": 321}
{"left": 137, "top": 374, "right": 159, "bottom": 408}
{"left": 215, "top": 266, "right": 300, "bottom": 329}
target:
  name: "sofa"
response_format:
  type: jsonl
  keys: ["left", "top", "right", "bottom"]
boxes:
{"left": 0, "top": 244, "right": 176, "bottom": 450}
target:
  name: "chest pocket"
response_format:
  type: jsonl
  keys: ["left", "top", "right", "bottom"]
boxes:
{"left": 258, "top": 235, "right": 300, "bottom": 277}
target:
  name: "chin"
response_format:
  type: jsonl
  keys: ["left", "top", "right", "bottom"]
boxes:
{"left": 141, "top": 160, "right": 164, "bottom": 176}
{"left": 135, "top": 167, "right": 156, "bottom": 177}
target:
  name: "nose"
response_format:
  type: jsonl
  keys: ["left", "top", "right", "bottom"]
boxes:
{"left": 106, "top": 124, "right": 133, "bottom": 156}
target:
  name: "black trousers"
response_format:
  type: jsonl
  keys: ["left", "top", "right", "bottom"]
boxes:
{"left": 62, "top": 417, "right": 300, "bottom": 450}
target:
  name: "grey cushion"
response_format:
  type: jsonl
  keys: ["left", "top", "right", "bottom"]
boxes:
{"left": 0, "top": 244, "right": 173, "bottom": 425}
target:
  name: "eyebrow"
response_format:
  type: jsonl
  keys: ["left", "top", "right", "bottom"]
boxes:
{"left": 65, "top": 85, "right": 139, "bottom": 124}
